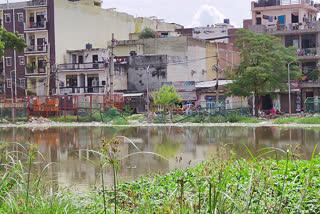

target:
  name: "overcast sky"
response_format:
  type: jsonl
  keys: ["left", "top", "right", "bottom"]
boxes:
{"left": 1, "top": 0, "right": 254, "bottom": 27}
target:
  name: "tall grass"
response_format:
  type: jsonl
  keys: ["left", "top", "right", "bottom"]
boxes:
{"left": 0, "top": 141, "right": 319, "bottom": 213}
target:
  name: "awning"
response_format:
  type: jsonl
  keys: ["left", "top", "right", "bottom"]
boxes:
{"left": 123, "top": 93, "right": 144, "bottom": 97}
{"left": 196, "top": 80, "right": 233, "bottom": 89}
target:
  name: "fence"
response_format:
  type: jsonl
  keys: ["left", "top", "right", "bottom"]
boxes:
{"left": 305, "top": 97, "right": 320, "bottom": 114}
{"left": 0, "top": 94, "right": 126, "bottom": 122}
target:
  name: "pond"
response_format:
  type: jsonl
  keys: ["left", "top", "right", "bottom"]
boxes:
{"left": 0, "top": 126, "right": 319, "bottom": 190}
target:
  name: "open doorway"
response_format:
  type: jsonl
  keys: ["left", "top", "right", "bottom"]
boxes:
{"left": 87, "top": 74, "right": 99, "bottom": 93}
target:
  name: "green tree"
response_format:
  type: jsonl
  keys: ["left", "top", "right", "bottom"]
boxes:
{"left": 139, "top": 27, "right": 156, "bottom": 39}
{"left": 227, "top": 29, "right": 300, "bottom": 116}
{"left": 152, "top": 85, "right": 182, "bottom": 120}
{"left": 0, "top": 28, "right": 26, "bottom": 57}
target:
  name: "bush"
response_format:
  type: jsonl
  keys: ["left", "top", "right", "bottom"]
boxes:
{"left": 113, "top": 119, "right": 129, "bottom": 125}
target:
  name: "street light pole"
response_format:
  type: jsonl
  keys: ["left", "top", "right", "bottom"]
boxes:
{"left": 146, "top": 65, "right": 150, "bottom": 120}
{"left": 288, "top": 61, "right": 294, "bottom": 118}
{"left": 10, "top": 70, "right": 15, "bottom": 123}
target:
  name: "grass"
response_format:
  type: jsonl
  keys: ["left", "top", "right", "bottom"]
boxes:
{"left": 275, "top": 116, "right": 320, "bottom": 125}
{"left": 0, "top": 141, "right": 319, "bottom": 213}
{"left": 172, "top": 113, "right": 263, "bottom": 124}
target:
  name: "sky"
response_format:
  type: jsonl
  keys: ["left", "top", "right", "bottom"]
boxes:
{"left": 0, "top": 0, "right": 254, "bottom": 27}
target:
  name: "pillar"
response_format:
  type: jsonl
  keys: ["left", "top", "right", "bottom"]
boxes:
{"left": 314, "top": 88, "right": 319, "bottom": 113}
{"left": 84, "top": 74, "right": 88, "bottom": 93}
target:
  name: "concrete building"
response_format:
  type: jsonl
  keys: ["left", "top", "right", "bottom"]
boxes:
{"left": 113, "top": 36, "right": 208, "bottom": 83}
{"left": 176, "top": 19, "right": 237, "bottom": 43}
{"left": 56, "top": 47, "right": 128, "bottom": 95}
{"left": 0, "top": 0, "right": 182, "bottom": 97}
{"left": 249, "top": 0, "right": 320, "bottom": 113}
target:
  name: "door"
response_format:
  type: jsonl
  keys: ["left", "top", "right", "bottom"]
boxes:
{"left": 78, "top": 55, "right": 83, "bottom": 64}
{"left": 92, "top": 55, "right": 98, "bottom": 69}
{"left": 37, "top": 38, "right": 44, "bottom": 51}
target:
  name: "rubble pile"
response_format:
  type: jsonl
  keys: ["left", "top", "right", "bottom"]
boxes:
{"left": 29, "top": 117, "right": 53, "bottom": 124}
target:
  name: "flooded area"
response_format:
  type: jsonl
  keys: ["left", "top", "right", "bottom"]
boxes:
{"left": 0, "top": 126, "right": 319, "bottom": 190}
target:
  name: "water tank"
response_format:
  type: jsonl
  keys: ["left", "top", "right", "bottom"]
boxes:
{"left": 86, "top": 43, "right": 92, "bottom": 50}
{"left": 224, "top": 19, "right": 230, "bottom": 24}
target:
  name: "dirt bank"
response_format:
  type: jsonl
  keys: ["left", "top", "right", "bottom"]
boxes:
{"left": 1, "top": 121, "right": 320, "bottom": 128}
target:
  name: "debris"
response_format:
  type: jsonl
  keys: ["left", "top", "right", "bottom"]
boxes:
{"left": 29, "top": 117, "right": 53, "bottom": 124}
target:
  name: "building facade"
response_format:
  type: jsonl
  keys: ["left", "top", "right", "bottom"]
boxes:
{"left": 0, "top": 0, "right": 182, "bottom": 97}
{"left": 249, "top": 0, "right": 320, "bottom": 113}
{"left": 56, "top": 47, "right": 128, "bottom": 95}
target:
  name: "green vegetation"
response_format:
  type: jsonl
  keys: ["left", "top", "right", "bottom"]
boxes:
{"left": 275, "top": 116, "right": 320, "bottom": 124}
{"left": 139, "top": 27, "right": 156, "bottom": 39}
{"left": 227, "top": 29, "right": 300, "bottom": 116}
{"left": 173, "top": 112, "right": 263, "bottom": 124}
{"left": 1, "top": 141, "right": 319, "bottom": 213}
{"left": 152, "top": 85, "right": 182, "bottom": 121}
{"left": 0, "top": 28, "right": 26, "bottom": 57}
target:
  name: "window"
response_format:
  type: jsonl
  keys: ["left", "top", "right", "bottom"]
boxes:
{"left": 17, "top": 13, "right": 24, "bottom": 22}
{"left": 19, "top": 78, "right": 26, "bottom": 89}
{"left": 4, "top": 14, "right": 11, "bottom": 23}
{"left": 285, "top": 35, "right": 299, "bottom": 48}
{"left": 302, "top": 34, "right": 316, "bottom": 49}
{"left": 7, "top": 79, "right": 12, "bottom": 88}
{"left": 66, "top": 75, "right": 78, "bottom": 87}
{"left": 5, "top": 57, "right": 12, "bottom": 67}
{"left": 18, "top": 56, "right": 25, "bottom": 65}
{"left": 256, "top": 17, "right": 262, "bottom": 25}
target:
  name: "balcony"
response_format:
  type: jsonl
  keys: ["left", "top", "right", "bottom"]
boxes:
{"left": 25, "top": 45, "right": 47, "bottom": 54}
{"left": 26, "top": 0, "right": 47, "bottom": 7}
{"left": 26, "top": 65, "right": 47, "bottom": 76}
{"left": 58, "top": 62, "right": 107, "bottom": 72}
{"left": 24, "top": 21, "right": 47, "bottom": 31}
{"left": 297, "top": 48, "right": 320, "bottom": 60}
{"left": 59, "top": 86, "right": 105, "bottom": 95}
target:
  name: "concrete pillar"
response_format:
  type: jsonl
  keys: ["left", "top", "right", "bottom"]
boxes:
{"left": 314, "top": 89, "right": 319, "bottom": 113}
{"left": 77, "top": 75, "right": 80, "bottom": 94}
{"left": 84, "top": 74, "right": 88, "bottom": 93}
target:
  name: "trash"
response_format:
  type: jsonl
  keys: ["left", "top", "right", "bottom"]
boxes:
{"left": 29, "top": 117, "right": 53, "bottom": 124}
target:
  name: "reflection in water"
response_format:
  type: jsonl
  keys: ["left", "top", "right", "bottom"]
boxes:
{"left": 0, "top": 126, "right": 319, "bottom": 190}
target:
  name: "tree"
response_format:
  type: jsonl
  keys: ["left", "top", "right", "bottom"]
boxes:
{"left": 227, "top": 29, "right": 301, "bottom": 116}
{"left": 152, "top": 85, "right": 182, "bottom": 119}
{"left": 0, "top": 28, "right": 26, "bottom": 57}
{"left": 139, "top": 27, "right": 156, "bottom": 39}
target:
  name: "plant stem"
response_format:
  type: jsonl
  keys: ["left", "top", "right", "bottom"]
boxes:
{"left": 25, "top": 153, "right": 32, "bottom": 211}
{"left": 112, "top": 163, "right": 117, "bottom": 214}
{"left": 100, "top": 163, "right": 107, "bottom": 214}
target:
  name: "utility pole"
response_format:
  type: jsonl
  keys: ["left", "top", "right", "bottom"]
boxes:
{"left": 109, "top": 33, "right": 115, "bottom": 100}
{"left": 215, "top": 44, "right": 220, "bottom": 108}
{"left": 10, "top": 70, "right": 15, "bottom": 123}
{"left": 46, "top": 44, "right": 51, "bottom": 96}
{"left": 288, "top": 61, "right": 294, "bottom": 118}
{"left": 146, "top": 65, "right": 150, "bottom": 120}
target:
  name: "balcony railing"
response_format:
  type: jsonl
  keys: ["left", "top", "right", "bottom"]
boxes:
{"left": 25, "top": 45, "right": 47, "bottom": 54}
{"left": 26, "top": 66, "right": 47, "bottom": 75}
{"left": 297, "top": 48, "right": 318, "bottom": 57}
{"left": 58, "top": 62, "right": 107, "bottom": 71}
{"left": 27, "top": 0, "right": 47, "bottom": 7}
{"left": 59, "top": 86, "right": 105, "bottom": 95}
{"left": 253, "top": 0, "right": 308, "bottom": 8}
{"left": 24, "top": 21, "right": 47, "bottom": 31}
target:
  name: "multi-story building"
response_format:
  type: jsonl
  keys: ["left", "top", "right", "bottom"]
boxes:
{"left": 249, "top": 0, "right": 320, "bottom": 112}
{"left": 56, "top": 46, "right": 128, "bottom": 95}
{"left": 0, "top": 0, "right": 182, "bottom": 97}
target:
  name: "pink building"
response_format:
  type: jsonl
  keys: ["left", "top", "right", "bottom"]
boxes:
{"left": 249, "top": 0, "right": 320, "bottom": 113}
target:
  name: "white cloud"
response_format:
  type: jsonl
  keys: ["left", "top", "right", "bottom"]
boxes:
{"left": 190, "top": 4, "right": 226, "bottom": 27}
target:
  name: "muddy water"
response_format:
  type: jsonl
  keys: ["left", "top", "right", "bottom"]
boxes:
{"left": 0, "top": 126, "right": 319, "bottom": 190}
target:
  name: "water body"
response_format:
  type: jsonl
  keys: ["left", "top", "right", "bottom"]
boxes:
{"left": 0, "top": 126, "right": 319, "bottom": 190}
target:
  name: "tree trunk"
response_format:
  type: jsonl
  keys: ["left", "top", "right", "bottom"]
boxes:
{"left": 254, "top": 96, "right": 259, "bottom": 117}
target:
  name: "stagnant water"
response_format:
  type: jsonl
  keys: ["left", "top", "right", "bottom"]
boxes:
{"left": 0, "top": 126, "right": 319, "bottom": 190}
